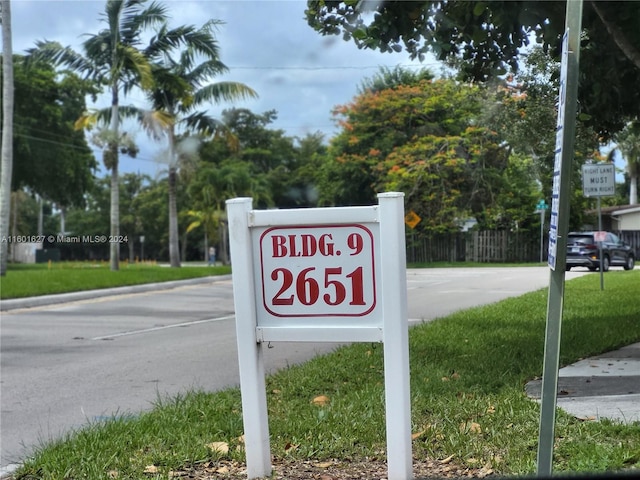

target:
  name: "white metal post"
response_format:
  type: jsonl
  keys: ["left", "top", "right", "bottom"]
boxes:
{"left": 378, "top": 192, "right": 413, "bottom": 480}
{"left": 226, "top": 197, "right": 271, "bottom": 479}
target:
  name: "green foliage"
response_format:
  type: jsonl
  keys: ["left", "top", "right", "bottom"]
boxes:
{"left": 482, "top": 47, "right": 602, "bottom": 229}
{"left": 65, "top": 174, "right": 169, "bottom": 261}
{"left": 608, "top": 121, "right": 640, "bottom": 204}
{"left": 358, "top": 65, "right": 436, "bottom": 94}
{"left": 5, "top": 55, "right": 97, "bottom": 206}
{"left": 319, "top": 75, "right": 538, "bottom": 232}
{"left": 197, "top": 108, "right": 325, "bottom": 209}
{"left": 306, "top": 1, "right": 640, "bottom": 140}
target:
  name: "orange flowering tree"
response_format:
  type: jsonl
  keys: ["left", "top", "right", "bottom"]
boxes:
{"left": 319, "top": 77, "right": 539, "bottom": 233}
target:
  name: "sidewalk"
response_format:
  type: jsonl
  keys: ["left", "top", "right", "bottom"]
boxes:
{"left": 525, "top": 342, "right": 640, "bottom": 423}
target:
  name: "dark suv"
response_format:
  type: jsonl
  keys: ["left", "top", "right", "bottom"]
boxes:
{"left": 565, "top": 231, "right": 635, "bottom": 271}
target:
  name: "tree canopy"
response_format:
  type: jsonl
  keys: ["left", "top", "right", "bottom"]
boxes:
{"left": 3, "top": 55, "right": 97, "bottom": 207}
{"left": 306, "top": 1, "right": 640, "bottom": 139}
{"left": 317, "top": 75, "right": 544, "bottom": 232}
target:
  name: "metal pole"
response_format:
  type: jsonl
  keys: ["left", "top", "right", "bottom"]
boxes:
{"left": 537, "top": 0, "right": 583, "bottom": 476}
{"left": 540, "top": 209, "right": 544, "bottom": 263}
{"left": 598, "top": 197, "right": 604, "bottom": 290}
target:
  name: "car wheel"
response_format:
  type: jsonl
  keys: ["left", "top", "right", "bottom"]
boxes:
{"left": 624, "top": 255, "right": 635, "bottom": 271}
{"left": 602, "top": 255, "right": 610, "bottom": 272}
{"left": 588, "top": 267, "right": 597, "bottom": 271}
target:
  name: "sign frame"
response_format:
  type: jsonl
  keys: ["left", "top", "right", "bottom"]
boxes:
{"left": 226, "top": 193, "right": 412, "bottom": 480}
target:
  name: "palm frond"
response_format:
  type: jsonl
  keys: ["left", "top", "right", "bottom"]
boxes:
{"left": 145, "top": 24, "right": 201, "bottom": 61}
{"left": 183, "top": 58, "right": 229, "bottom": 86}
{"left": 194, "top": 82, "right": 258, "bottom": 105}
{"left": 82, "top": 32, "right": 115, "bottom": 75}
{"left": 182, "top": 112, "right": 225, "bottom": 136}
{"left": 26, "top": 41, "right": 96, "bottom": 79}
{"left": 119, "top": 44, "right": 154, "bottom": 92}
{"left": 74, "top": 112, "right": 99, "bottom": 131}
{"left": 119, "top": 0, "right": 167, "bottom": 46}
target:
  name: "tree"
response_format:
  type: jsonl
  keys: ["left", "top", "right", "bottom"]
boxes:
{"left": 29, "top": 0, "right": 166, "bottom": 271}
{"left": 608, "top": 122, "right": 640, "bottom": 205}
{"left": 278, "top": 131, "right": 327, "bottom": 208}
{"left": 0, "top": 0, "right": 14, "bottom": 276}
{"left": 199, "top": 108, "right": 303, "bottom": 208}
{"left": 141, "top": 20, "right": 257, "bottom": 267}
{"left": 358, "top": 65, "right": 435, "bottom": 94}
{"left": 4, "top": 56, "right": 97, "bottom": 207}
{"left": 481, "top": 46, "right": 601, "bottom": 229}
{"left": 306, "top": 1, "right": 640, "bottom": 140}
{"left": 318, "top": 73, "right": 545, "bottom": 232}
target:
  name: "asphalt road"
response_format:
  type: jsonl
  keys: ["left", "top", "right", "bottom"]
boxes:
{"left": 1, "top": 267, "right": 587, "bottom": 470}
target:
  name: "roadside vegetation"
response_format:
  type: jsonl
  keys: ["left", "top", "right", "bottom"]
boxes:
{"left": 0, "top": 262, "right": 230, "bottom": 299}
{"left": 12, "top": 270, "right": 640, "bottom": 479}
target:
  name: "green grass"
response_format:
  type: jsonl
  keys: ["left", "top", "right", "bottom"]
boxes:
{"left": 12, "top": 270, "right": 640, "bottom": 479}
{"left": 0, "top": 261, "right": 231, "bottom": 299}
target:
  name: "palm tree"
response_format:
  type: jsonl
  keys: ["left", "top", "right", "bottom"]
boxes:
{"left": 609, "top": 122, "right": 640, "bottom": 205}
{"left": 143, "top": 20, "right": 257, "bottom": 267}
{"left": 29, "top": 0, "right": 166, "bottom": 271}
{"left": 0, "top": 0, "right": 15, "bottom": 276}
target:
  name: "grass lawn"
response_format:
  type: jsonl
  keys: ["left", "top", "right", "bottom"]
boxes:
{"left": 10, "top": 269, "right": 640, "bottom": 479}
{"left": 0, "top": 261, "right": 231, "bottom": 299}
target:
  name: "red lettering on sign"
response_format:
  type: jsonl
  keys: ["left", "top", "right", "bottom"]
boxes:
{"left": 270, "top": 233, "right": 335, "bottom": 257}
{"left": 259, "top": 225, "right": 376, "bottom": 318}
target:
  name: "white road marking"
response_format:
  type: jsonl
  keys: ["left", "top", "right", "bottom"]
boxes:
{"left": 91, "top": 315, "right": 236, "bottom": 341}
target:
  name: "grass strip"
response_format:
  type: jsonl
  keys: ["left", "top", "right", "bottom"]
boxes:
{"left": 12, "top": 270, "right": 640, "bottom": 479}
{"left": 0, "top": 262, "right": 231, "bottom": 299}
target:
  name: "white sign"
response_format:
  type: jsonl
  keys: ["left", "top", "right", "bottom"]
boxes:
{"left": 226, "top": 193, "right": 412, "bottom": 480}
{"left": 582, "top": 163, "right": 615, "bottom": 197}
{"left": 548, "top": 30, "right": 570, "bottom": 270}
{"left": 594, "top": 231, "right": 606, "bottom": 242}
{"left": 256, "top": 225, "right": 377, "bottom": 319}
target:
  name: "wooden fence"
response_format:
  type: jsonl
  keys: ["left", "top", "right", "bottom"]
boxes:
{"left": 620, "top": 231, "right": 640, "bottom": 257}
{"left": 406, "top": 230, "right": 640, "bottom": 264}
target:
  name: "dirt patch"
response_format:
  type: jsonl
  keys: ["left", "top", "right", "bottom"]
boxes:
{"left": 169, "top": 457, "right": 494, "bottom": 479}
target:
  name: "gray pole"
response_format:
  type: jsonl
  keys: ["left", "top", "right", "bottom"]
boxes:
{"left": 537, "top": 0, "right": 583, "bottom": 476}
{"left": 540, "top": 209, "right": 544, "bottom": 263}
{"left": 598, "top": 197, "right": 604, "bottom": 290}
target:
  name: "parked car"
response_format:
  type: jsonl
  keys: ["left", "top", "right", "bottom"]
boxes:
{"left": 565, "top": 231, "right": 635, "bottom": 271}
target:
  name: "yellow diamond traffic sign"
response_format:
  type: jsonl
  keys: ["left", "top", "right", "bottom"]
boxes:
{"left": 404, "top": 211, "right": 421, "bottom": 229}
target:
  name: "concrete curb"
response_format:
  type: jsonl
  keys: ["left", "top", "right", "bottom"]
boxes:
{"left": 0, "top": 275, "right": 232, "bottom": 312}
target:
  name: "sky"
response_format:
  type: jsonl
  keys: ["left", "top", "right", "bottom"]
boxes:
{"left": 9, "top": 0, "right": 441, "bottom": 179}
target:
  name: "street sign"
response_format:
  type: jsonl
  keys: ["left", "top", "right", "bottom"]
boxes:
{"left": 547, "top": 28, "right": 570, "bottom": 271}
{"left": 582, "top": 163, "right": 615, "bottom": 197}
{"left": 404, "top": 211, "right": 421, "bottom": 229}
{"left": 594, "top": 231, "right": 606, "bottom": 242}
{"left": 535, "top": 200, "right": 549, "bottom": 213}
